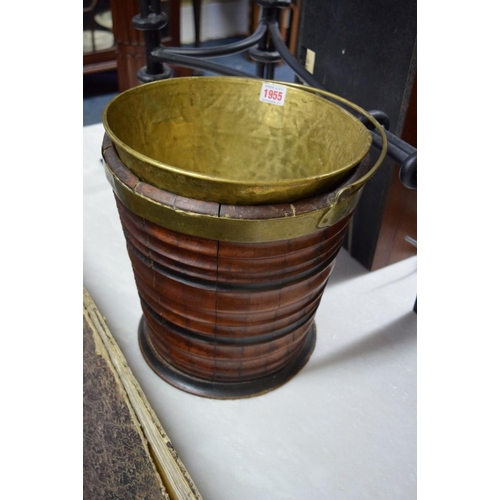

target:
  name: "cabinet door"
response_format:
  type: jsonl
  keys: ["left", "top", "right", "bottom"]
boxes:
{"left": 84, "top": 0, "right": 187, "bottom": 91}
{"left": 297, "top": 0, "right": 417, "bottom": 270}
{"left": 110, "top": 0, "right": 182, "bottom": 92}
{"left": 83, "top": 0, "right": 117, "bottom": 74}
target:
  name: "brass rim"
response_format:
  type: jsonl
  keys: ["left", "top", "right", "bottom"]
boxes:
{"left": 102, "top": 77, "right": 380, "bottom": 205}
{"left": 102, "top": 78, "right": 376, "bottom": 188}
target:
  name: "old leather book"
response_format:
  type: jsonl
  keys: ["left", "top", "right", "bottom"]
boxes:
{"left": 83, "top": 288, "right": 202, "bottom": 500}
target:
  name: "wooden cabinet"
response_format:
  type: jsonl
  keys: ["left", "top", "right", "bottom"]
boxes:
{"left": 371, "top": 76, "right": 417, "bottom": 271}
{"left": 249, "top": 0, "right": 302, "bottom": 56}
{"left": 296, "top": 0, "right": 417, "bottom": 271}
{"left": 83, "top": 0, "right": 117, "bottom": 75}
{"left": 83, "top": 0, "right": 184, "bottom": 92}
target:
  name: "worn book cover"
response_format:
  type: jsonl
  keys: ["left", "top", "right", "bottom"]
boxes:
{"left": 83, "top": 288, "right": 202, "bottom": 500}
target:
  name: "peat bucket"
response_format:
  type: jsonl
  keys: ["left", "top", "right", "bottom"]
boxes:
{"left": 102, "top": 77, "right": 387, "bottom": 399}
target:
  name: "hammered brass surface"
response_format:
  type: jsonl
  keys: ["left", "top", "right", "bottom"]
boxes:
{"left": 103, "top": 77, "right": 373, "bottom": 205}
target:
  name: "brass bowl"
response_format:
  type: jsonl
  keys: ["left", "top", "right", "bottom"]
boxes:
{"left": 103, "top": 77, "right": 373, "bottom": 205}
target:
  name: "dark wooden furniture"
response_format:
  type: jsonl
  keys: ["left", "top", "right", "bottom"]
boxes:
{"left": 296, "top": 0, "right": 417, "bottom": 270}
{"left": 250, "top": 0, "right": 302, "bottom": 57}
{"left": 371, "top": 76, "right": 417, "bottom": 270}
{"left": 83, "top": 0, "right": 117, "bottom": 75}
{"left": 83, "top": 0, "right": 186, "bottom": 92}
{"left": 111, "top": 0, "right": 182, "bottom": 92}
{"left": 102, "top": 129, "right": 375, "bottom": 398}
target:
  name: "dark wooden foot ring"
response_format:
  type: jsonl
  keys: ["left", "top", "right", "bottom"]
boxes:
{"left": 138, "top": 316, "right": 316, "bottom": 399}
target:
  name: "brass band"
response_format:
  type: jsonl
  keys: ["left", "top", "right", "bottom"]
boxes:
{"left": 104, "top": 139, "right": 365, "bottom": 243}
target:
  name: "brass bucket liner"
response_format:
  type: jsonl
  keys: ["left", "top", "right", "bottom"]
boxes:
{"left": 103, "top": 77, "right": 374, "bottom": 205}
{"left": 102, "top": 78, "right": 387, "bottom": 399}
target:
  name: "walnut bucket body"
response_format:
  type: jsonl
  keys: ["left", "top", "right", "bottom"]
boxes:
{"left": 101, "top": 77, "right": 387, "bottom": 398}
{"left": 115, "top": 195, "right": 349, "bottom": 398}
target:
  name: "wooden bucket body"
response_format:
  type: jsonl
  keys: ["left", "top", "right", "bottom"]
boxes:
{"left": 100, "top": 74, "right": 387, "bottom": 399}
{"left": 103, "top": 135, "right": 373, "bottom": 398}
{"left": 116, "top": 197, "right": 349, "bottom": 398}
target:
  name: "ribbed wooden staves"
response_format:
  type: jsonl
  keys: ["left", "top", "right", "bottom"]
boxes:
{"left": 115, "top": 197, "right": 352, "bottom": 397}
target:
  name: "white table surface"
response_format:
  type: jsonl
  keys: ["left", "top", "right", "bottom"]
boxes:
{"left": 84, "top": 123, "right": 417, "bottom": 500}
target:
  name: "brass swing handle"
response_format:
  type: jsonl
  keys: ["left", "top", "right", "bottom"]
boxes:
{"left": 278, "top": 81, "right": 389, "bottom": 204}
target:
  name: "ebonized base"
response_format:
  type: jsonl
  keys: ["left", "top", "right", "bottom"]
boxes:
{"left": 138, "top": 316, "right": 316, "bottom": 399}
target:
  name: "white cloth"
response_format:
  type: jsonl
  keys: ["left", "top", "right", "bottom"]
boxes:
{"left": 84, "top": 123, "right": 417, "bottom": 500}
